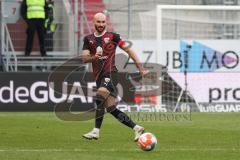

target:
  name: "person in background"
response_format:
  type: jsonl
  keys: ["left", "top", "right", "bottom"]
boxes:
{"left": 0, "top": 2, "right": 2, "bottom": 70}
{"left": 45, "top": 0, "right": 56, "bottom": 51}
{"left": 21, "top": 0, "right": 48, "bottom": 56}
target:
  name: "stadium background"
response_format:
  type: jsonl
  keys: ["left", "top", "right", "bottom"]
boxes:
{"left": 0, "top": 1, "right": 240, "bottom": 160}
{"left": 1, "top": 0, "right": 240, "bottom": 112}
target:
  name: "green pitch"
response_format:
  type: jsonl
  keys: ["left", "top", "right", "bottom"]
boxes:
{"left": 0, "top": 112, "right": 239, "bottom": 160}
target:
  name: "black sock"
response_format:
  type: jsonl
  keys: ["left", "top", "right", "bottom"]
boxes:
{"left": 108, "top": 107, "right": 136, "bottom": 129}
{"left": 95, "top": 96, "right": 105, "bottom": 129}
{"left": 95, "top": 109, "right": 104, "bottom": 129}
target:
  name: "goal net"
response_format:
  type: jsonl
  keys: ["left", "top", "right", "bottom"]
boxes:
{"left": 140, "top": 5, "right": 240, "bottom": 40}
{"left": 139, "top": 5, "right": 240, "bottom": 112}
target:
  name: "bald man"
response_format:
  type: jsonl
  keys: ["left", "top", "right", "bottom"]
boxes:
{"left": 82, "top": 13, "right": 148, "bottom": 141}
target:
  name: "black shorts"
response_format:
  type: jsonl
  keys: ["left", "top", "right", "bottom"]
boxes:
{"left": 96, "top": 72, "right": 118, "bottom": 97}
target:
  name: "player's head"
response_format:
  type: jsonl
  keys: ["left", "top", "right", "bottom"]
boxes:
{"left": 93, "top": 13, "right": 107, "bottom": 34}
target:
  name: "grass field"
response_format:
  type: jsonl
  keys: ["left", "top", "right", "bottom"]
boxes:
{"left": 0, "top": 112, "right": 239, "bottom": 160}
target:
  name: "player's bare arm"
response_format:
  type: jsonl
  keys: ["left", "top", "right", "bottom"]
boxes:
{"left": 120, "top": 44, "right": 149, "bottom": 76}
{"left": 82, "top": 50, "right": 101, "bottom": 63}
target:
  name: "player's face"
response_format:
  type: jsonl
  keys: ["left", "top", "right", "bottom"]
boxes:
{"left": 94, "top": 18, "right": 106, "bottom": 33}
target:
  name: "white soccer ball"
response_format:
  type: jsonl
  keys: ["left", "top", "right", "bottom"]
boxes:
{"left": 137, "top": 132, "right": 157, "bottom": 151}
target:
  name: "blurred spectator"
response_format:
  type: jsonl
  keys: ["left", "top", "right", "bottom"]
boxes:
{"left": 45, "top": 0, "right": 56, "bottom": 51}
{"left": 0, "top": 2, "right": 2, "bottom": 70}
{"left": 21, "top": 0, "right": 48, "bottom": 56}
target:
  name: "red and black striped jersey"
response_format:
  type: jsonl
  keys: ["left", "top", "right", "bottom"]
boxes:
{"left": 82, "top": 32, "right": 125, "bottom": 80}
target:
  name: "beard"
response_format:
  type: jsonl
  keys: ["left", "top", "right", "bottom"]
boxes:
{"left": 95, "top": 25, "right": 106, "bottom": 33}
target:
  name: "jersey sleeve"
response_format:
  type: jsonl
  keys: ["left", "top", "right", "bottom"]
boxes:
{"left": 82, "top": 36, "right": 90, "bottom": 50}
{"left": 113, "top": 33, "right": 125, "bottom": 47}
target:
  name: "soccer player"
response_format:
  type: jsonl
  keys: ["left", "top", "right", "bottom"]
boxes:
{"left": 82, "top": 13, "right": 149, "bottom": 141}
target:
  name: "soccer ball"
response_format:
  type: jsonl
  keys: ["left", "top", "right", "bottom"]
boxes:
{"left": 137, "top": 132, "right": 157, "bottom": 151}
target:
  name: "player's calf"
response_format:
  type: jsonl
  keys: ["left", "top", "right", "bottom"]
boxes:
{"left": 95, "top": 95, "right": 106, "bottom": 129}
{"left": 106, "top": 106, "right": 145, "bottom": 141}
{"left": 107, "top": 105, "right": 136, "bottom": 128}
{"left": 83, "top": 94, "right": 107, "bottom": 140}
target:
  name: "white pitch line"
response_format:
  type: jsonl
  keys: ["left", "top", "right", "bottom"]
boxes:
{"left": 0, "top": 149, "right": 87, "bottom": 152}
{"left": 0, "top": 148, "right": 239, "bottom": 152}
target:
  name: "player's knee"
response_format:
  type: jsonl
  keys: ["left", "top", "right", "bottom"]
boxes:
{"left": 106, "top": 105, "right": 116, "bottom": 113}
{"left": 97, "top": 87, "right": 110, "bottom": 99}
{"left": 105, "top": 95, "right": 116, "bottom": 108}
